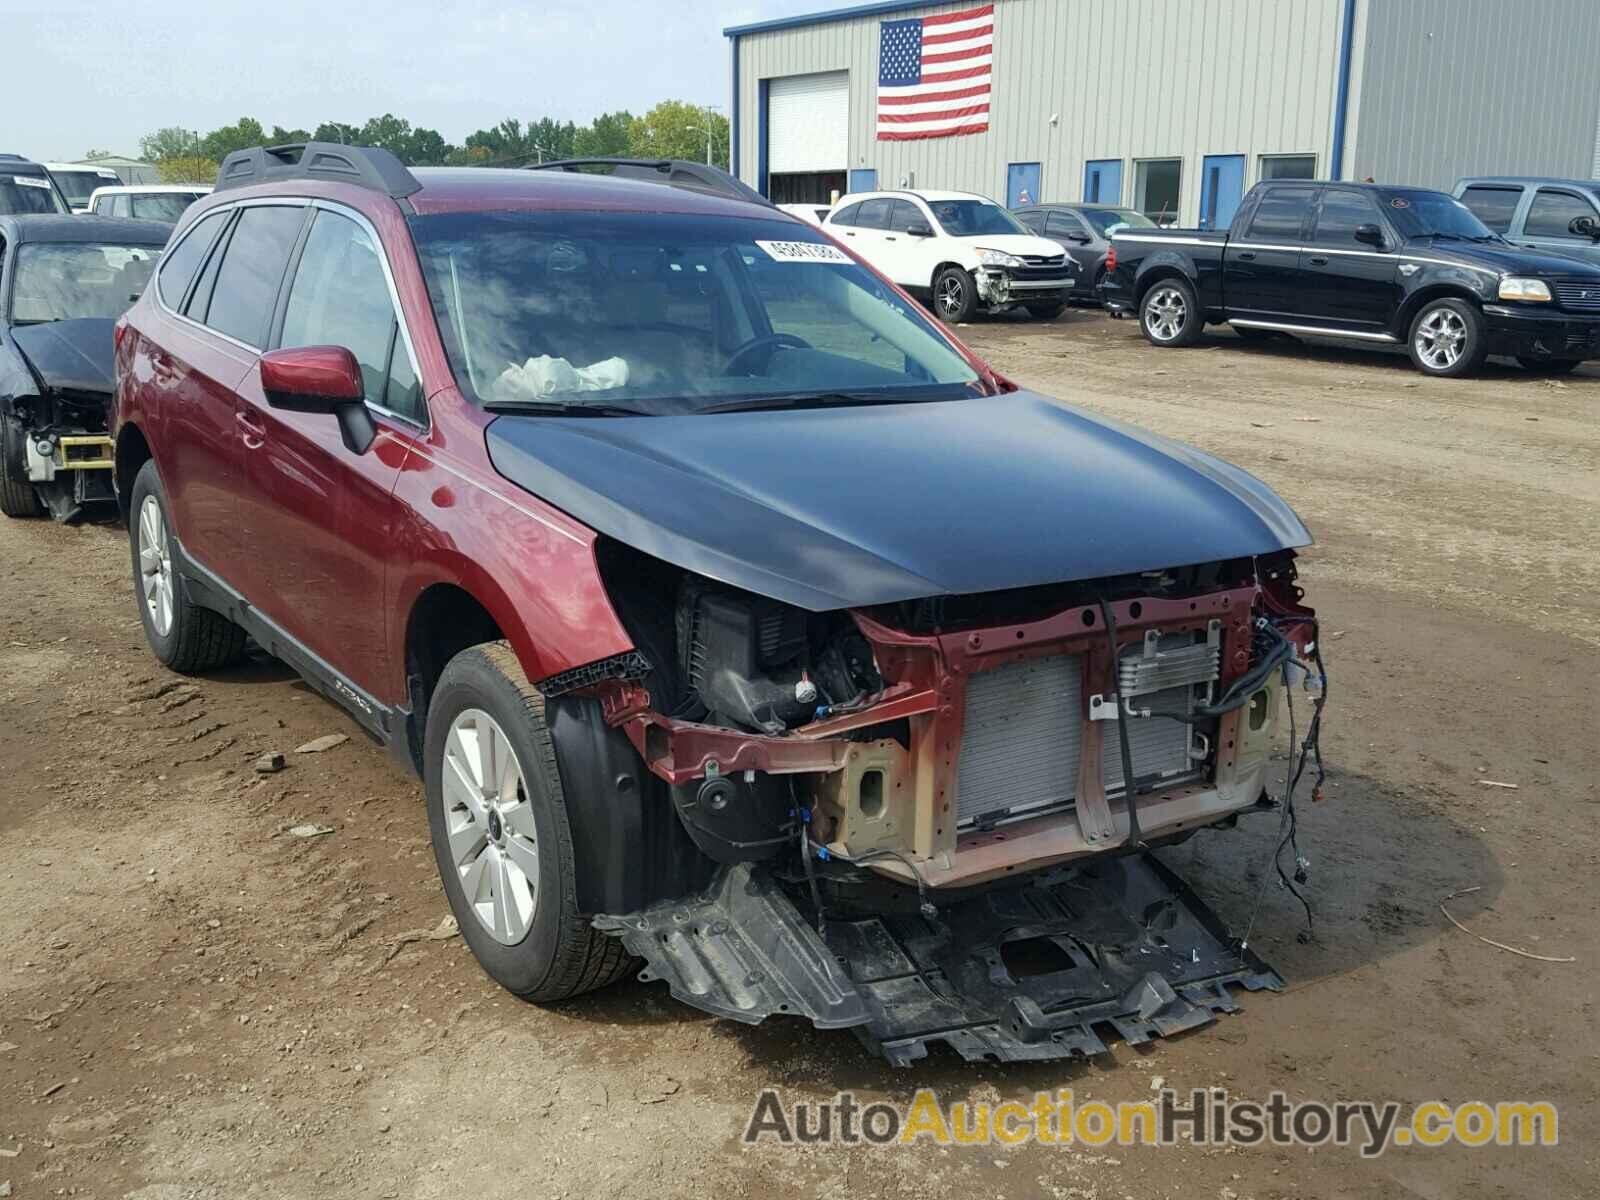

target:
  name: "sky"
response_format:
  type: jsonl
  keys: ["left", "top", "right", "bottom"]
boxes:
{"left": 5, "top": 0, "right": 829, "bottom": 160}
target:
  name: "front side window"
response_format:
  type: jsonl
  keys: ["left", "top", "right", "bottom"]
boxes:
{"left": 1524, "top": 189, "right": 1597, "bottom": 240}
{"left": 10, "top": 243, "right": 161, "bottom": 323}
{"left": 408, "top": 210, "right": 982, "bottom": 415}
{"left": 1458, "top": 186, "right": 1521, "bottom": 234}
{"left": 927, "top": 199, "right": 1026, "bottom": 237}
{"left": 156, "top": 210, "right": 228, "bottom": 309}
{"left": 1312, "top": 189, "right": 1385, "bottom": 246}
{"left": 0, "top": 174, "right": 68, "bottom": 216}
{"left": 203, "top": 205, "right": 305, "bottom": 346}
{"left": 280, "top": 209, "right": 419, "bottom": 420}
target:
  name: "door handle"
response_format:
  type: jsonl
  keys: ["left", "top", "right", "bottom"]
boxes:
{"left": 1236, "top": 251, "right": 1256, "bottom": 261}
{"left": 235, "top": 409, "right": 266, "bottom": 450}
{"left": 844, "top": 231, "right": 856, "bottom": 237}
{"left": 885, "top": 236, "right": 897, "bottom": 241}
{"left": 1308, "top": 255, "right": 1329, "bottom": 266}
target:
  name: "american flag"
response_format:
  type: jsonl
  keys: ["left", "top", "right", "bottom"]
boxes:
{"left": 876, "top": 4, "right": 994, "bottom": 141}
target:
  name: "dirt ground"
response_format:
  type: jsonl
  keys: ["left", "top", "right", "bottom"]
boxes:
{"left": 2, "top": 312, "right": 1596, "bottom": 1200}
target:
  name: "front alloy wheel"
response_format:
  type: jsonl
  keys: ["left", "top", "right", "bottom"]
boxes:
{"left": 1406, "top": 298, "right": 1486, "bottom": 377}
{"left": 441, "top": 707, "right": 541, "bottom": 944}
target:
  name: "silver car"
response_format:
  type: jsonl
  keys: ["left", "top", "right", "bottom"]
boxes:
{"left": 1012, "top": 203, "right": 1158, "bottom": 301}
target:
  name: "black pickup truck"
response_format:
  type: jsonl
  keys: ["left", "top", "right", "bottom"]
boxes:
{"left": 1102, "top": 180, "right": 1600, "bottom": 377}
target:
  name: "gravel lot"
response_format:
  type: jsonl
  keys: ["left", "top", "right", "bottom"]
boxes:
{"left": 1, "top": 310, "right": 1595, "bottom": 1199}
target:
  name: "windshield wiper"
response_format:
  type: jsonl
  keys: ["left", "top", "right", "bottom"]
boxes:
{"left": 698, "top": 391, "right": 925, "bottom": 415}
{"left": 483, "top": 398, "right": 652, "bottom": 417}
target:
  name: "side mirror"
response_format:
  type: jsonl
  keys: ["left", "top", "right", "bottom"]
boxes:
{"left": 1569, "top": 215, "right": 1600, "bottom": 240}
{"left": 905, "top": 221, "right": 933, "bottom": 238}
{"left": 1354, "top": 223, "right": 1386, "bottom": 248}
{"left": 259, "top": 345, "right": 375, "bottom": 455}
{"left": 1066, "top": 232, "right": 1092, "bottom": 244}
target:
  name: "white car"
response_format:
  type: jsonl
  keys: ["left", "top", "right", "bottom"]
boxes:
{"left": 823, "top": 189, "right": 1077, "bottom": 322}
{"left": 777, "top": 202, "right": 833, "bottom": 226}
{"left": 44, "top": 163, "right": 121, "bottom": 214}
{"left": 86, "top": 184, "right": 212, "bottom": 224}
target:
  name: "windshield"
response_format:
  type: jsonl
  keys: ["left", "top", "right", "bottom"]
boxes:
{"left": 408, "top": 210, "right": 982, "bottom": 415}
{"left": 10, "top": 243, "right": 162, "bottom": 323}
{"left": 130, "top": 192, "right": 202, "bottom": 222}
{"left": 1080, "top": 207, "right": 1155, "bottom": 237}
{"left": 927, "top": 200, "right": 1027, "bottom": 237}
{"left": 0, "top": 174, "right": 69, "bottom": 215}
{"left": 50, "top": 170, "right": 115, "bottom": 207}
{"left": 1382, "top": 189, "right": 1496, "bottom": 240}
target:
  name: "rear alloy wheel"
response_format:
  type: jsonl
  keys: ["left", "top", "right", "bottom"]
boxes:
{"left": 127, "top": 459, "right": 247, "bottom": 672}
{"left": 0, "top": 415, "right": 42, "bottom": 518}
{"left": 425, "top": 641, "right": 634, "bottom": 1001}
{"left": 933, "top": 266, "right": 976, "bottom": 324}
{"left": 1517, "top": 356, "right": 1581, "bottom": 375}
{"left": 1140, "top": 278, "right": 1201, "bottom": 346}
{"left": 1407, "top": 298, "right": 1487, "bottom": 378}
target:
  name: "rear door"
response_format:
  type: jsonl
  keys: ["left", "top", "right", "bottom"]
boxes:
{"left": 881, "top": 198, "right": 933, "bottom": 285}
{"left": 836, "top": 197, "right": 895, "bottom": 279}
{"left": 237, "top": 203, "right": 418, "bottom": 693}
{"left": 1224, "top": 184, "right": 1316, "bottom": 322}
{"left": 1298, "top": 187, "right": 1401, "bottom": 334}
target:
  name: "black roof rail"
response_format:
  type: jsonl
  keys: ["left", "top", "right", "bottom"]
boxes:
{"left": 528, "top": 157, "right": 769, "bottom": 206}
{"left": 215, "top": 142, "right": 422, "bottom": 198}
{"left": 0, "top": 153, "right": 33, "bottom": 162}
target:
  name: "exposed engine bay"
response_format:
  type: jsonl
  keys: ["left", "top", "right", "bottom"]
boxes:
{"left": 564, "top": 541, "right": 1327, "bottom": 1064}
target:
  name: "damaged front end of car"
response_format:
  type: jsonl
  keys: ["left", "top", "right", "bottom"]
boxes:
{"left": 551, "top": 543, "right": 1326, "bottom": 1065}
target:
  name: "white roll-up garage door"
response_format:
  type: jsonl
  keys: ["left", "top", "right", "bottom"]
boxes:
{"left": 768, "top": 71, "right": 848, "bottom": 175}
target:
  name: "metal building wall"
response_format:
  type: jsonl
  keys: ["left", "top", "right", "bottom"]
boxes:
{"left": 1345, "top": 0, "right": 1600, "bottom": 188}
{"left": 730, "top": 0, "right": 1345, "bottom": 226}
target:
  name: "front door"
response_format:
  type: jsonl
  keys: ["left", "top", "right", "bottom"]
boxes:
{"left": 237, "top": 205, "right": 416, "bottom": 694}
{"left": 1225, "top": 184, "right": 1317, "bottom": 322}
{"left": 1083, "top": 159, "right": 1122, "bottom": 205}
{"left": 1007, "top": 162, "right": 1041, "bottom": 208}
{"left": 1298, "top": 187, "right": 1402, "bottom": 334}
{"left": 1199, "top": 155, "right": 1245, "bottom": 231}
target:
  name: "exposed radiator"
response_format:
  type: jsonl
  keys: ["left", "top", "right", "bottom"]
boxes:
{"left": 954, "top": 652, "right": 1200, "bottom": 829}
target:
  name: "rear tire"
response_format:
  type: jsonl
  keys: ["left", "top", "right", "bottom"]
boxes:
{"left": 933, "top": 266, "right": 977, "bottom": 324}
{"left": 127, "top": 459, "right": 247, "bottom": 672}
{"left": 425, "top": 641, "right": 635, "bottom": 1002}
{"left": 1517, "top": 356, "right": 1581, "bottom": 375}
{"left": 1026, "top": 301, "right": 1066, "bottom": 321}
{"left": 1139, "top": 277, "right": 1202, "bottom": 346}
{"left": 0, "top": 415, "right": 42, "bottom": 518}
{"left": 1407, "top": 298, "right": 1487, "bottom": 378}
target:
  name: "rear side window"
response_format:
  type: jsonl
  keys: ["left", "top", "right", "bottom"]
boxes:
{"left": 156, "top": 210, "right": 227, "bottom": 309}
{"left": 280, "top": 209, "right": 421, "bottom": 420}
{"left": 204, "top": 205, "right": 304, "bottom": 347}
{"left": 887, "top": 200, "right": 923, "bottom": 232}
{"left": 1524, "top": 189, "right": 1596, "bottom": 240}
{"left": 830, "top": 201, "right": 862, "bottom": 226}
{"left": 854, "top": 199, "right": 891, "bottom": 229}
{"left": 1246, "top": 187, "right": 1317, "bottom": 240}
{"left": 1015, "top": 210, "right": 1045, "bottom": 232}
{"left": 1458, "top": 186, "right": 1521, "bottom": 234}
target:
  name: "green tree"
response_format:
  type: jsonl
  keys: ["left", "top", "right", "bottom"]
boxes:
{"left": 526, "top": 117, "right": 577, "bottom": 162}
{"left": 139, "top": 127, "right": 202, "bottom": 162}
{"left": 270, "top": 125, "right": 312, "bottom": 144}
{"left": 84, "top": 148, "right": 112, "bottom": 161}
{"left": 573, "top": 110, "right": 633, "bottom": 158}
{"left": 158, "top": 156, "right": 219, "bottom": 185}
{"left": 199, "top": 118, "right": 267, "bottom": 161}
{"left": 403, "top": 127, "right": 451, "bottom": 165}
{"left": 313, "top": 121, "right": 361, "bottom": 145}
{"left": 628, "top": 101, "right": 728, "bottom": 168}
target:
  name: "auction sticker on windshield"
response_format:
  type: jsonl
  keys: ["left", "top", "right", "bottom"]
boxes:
{"left": 757, "top": 240, "right": 852, "bottom": 264}
{"left": 11, "top": 175, "right": 50, "bottom": 189}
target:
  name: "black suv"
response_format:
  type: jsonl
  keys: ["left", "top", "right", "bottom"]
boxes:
{"left": 0, "top": 155, "right": 71, "bottom": 216}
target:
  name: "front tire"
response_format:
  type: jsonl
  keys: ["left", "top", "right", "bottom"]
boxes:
{"left": 128, "top": 459, "right": 247, "bottom": 672}
{"left": 425, "top": 642, "right": 634, "bottom": 1002}
{"left": 933, "top": 265, "right": 976, "bottom": 324}
{"left": 1408, "top": 298, "right": 1487, "bottom": 377}
{"left": 1139, "top": 277, "right": 1202, "bottom": 346}
{"left": 0, "top": 415, "right": 42, "bottom": 518}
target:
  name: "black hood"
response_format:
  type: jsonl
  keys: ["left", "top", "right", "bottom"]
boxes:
{"left": 9, "top": 318, "right": 116, "bottom": 395}
{"left": 486, "top": 391, "right": 1312, "bottom": 611}
{"left": 1410, "top": 237, "right": 1600, "bottom": 278}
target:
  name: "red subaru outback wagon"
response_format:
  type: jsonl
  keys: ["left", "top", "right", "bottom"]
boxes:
{"left": 113, "top": 144, "right": 1326, "bottom": 1065}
